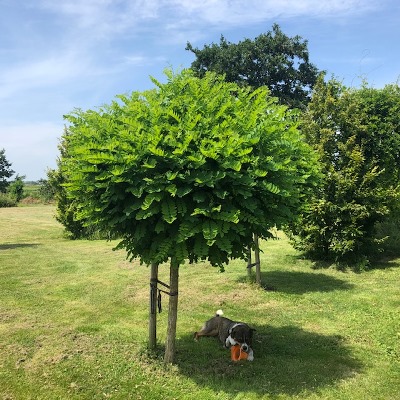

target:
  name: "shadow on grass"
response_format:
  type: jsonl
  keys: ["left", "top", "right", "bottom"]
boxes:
{"left": 257, "top": 270, "right": 354, "bottom": 294}
{"left": 370, "top": 258, "right": 400, "bottom": 271}
{"left": 176, "top": 324, "right": 362, "bottom": 397}
{"left": 0, "top": 243, "right": 40, "bottom": 250}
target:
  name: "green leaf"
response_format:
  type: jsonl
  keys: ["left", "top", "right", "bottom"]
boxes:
{"left": 222, "top": 159, "right": 242, "bottom": 171}
{"left": 148, "top": 146, "right": 165, "bottom": 157}
{"left": 176, "top": 186, "right": 192, "bottom": 197}
{"left": 136, "top": 204, "right": 160, "bottom": 220}
{"left": 213, "top": 210, "right": 240, "bottom": 224}
{"left": 193, "top": 236, "right": 209, "bottom": 257}
{"left": 166, "top": 184, "right": 177, "bottom": 196}
{"left": 202, "top": 220, "right": 219, "bottom": 240}
{"left": 141, "top": 192, "right": 163, "bottom": 210}
{"left": 166, "top": 171, "right": 179, "bottom": 180}
{"left": 167, "top": 109, "right": 182, "bottom": 123}
{"left": 191, "top": 207, "right": 208, "bottom": 217}
{"left": 161, "top": 197, "right": 177, "bottom": 224}
{"left": 143, "top": 159, "right": 157, "bottom": 169}
{"left": 174, "top": 242, "right": 188, "bottom": 264}
{"left": 264, "top": 182, "right": 281, "bottom": 194}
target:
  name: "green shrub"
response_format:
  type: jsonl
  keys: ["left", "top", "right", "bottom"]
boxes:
{"left": 8, "top": 175, "right": 25, "bottom": 203}
{"left": 0, "top": 192, "right": 17, "bottom": 207}
{"left": 288, "top": 78, "right": 400, "bottom": 267}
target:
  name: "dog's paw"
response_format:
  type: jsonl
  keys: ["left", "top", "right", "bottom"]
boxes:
{"left": 247, "top": 349, "right": 254, "bottom": 361}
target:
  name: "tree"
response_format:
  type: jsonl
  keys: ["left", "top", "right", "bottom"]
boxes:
{"left": 186, "top": 24, "right": 320, "bottom": 109}
{"left": 38, "top": 175, "right": 57, "bottom": 203}
{"left": 0, "top": 148, "right": 15, "bottom": 193}
{"left": 62, "top": 69, "right": 319, "bottom": 363}
{"left": 353, "top": 83, "right": 400, "bottom": 256}
{"left": 8, "top": 175, "right": 25, "bottom": 202}
{"left": 287, "top": 77, "right": 400, "bottom": 268}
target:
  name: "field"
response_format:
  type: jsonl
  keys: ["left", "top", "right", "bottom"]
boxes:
{"left": 0, "top": 205, "right": 399, "bottom": 399}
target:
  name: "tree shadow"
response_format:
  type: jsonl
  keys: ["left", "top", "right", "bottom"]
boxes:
{"left": 257, "top": 270, "right": 354, "bottom": 294}
{"left": 369, "top": 258, "right": 400, "bottom": 271}
{"left": 176, "top": 324, "right": 362, "bottom": 397}
{"left": 310, "top": 257, "right": 400, "bottom": 272}
{"left": 0, "top": 243, "right": 40, "bottom": 250}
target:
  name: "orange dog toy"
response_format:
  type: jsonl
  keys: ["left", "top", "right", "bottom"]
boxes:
{"left": 231, "top": 344, "right": 248, "bottom": 361}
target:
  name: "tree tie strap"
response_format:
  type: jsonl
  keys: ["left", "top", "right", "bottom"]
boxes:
{"left": 247, "top": 262, "right": 260, "bottom": 269}
{"left": 150, "top": 278, "right": 178, "bottom": 313}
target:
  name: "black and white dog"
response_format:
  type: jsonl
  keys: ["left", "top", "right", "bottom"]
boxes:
{"left": 194, "top": 310, "right": 255, "bottom": 361}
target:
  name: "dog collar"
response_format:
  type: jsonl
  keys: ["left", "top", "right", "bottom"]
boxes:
{"left": 229, "top": 323, "right": 244, "bottom": 335}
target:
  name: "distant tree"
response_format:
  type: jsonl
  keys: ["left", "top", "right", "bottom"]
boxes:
{"left": 8, "top": 175, "right": 25, "bottom": 202}
{"left": 38, "top": 174, "right": 57, "bottom": 203}
{"left": 0, "top": 148, "right": 15, "bottom": 193}
{"left": 287, "top": 77, "right": 400, "bottom": 268}
{"left": 62, "top": 69, "right": 319, "bottom": 363}
{"left": 186, "top": 23, "right": 320, "bottom": 109}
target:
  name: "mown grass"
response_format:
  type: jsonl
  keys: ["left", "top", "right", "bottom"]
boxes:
{"left": 0, "top": 205, "right": 399, "bottom": 399}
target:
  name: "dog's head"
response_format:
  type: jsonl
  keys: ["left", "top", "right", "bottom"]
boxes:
{"left": 228, "top": 324, "right": 255, "bottom": 352}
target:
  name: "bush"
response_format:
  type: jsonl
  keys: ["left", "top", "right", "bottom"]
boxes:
{"left": 375, "top": 213, "right": 400, "bottom": 258}
{"left": 8, "top": 175, "right": 25, "bottom": 203}
{"left": 287, "top": 78, "right": 400, "bottom": 267}
{"left": 0, "top": 193, "right": 17, "bottom": 207}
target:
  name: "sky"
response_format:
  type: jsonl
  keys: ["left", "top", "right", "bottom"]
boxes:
{"left": 1, "top": 0, "right": 399, "bottom": 181}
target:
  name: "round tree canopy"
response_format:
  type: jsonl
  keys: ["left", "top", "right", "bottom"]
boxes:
{"left": 63, "top": 69, "right": 318, "bottom": 268}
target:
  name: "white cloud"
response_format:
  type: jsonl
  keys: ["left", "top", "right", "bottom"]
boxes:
{"left": 0, "top": 51, "right": 90, "bottom": 101}
{"left": 36, "top": 0, "right": 161, "bottom": 37}
{"left": 32, "top": 0, "right": 379, "bottom": 41}
{"left": 163, "top": 0, "right": 379, "bottom": 27}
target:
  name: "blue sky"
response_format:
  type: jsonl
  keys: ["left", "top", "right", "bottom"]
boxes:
{"left": 1, "top": 0, "right": 399, "bottom": 181}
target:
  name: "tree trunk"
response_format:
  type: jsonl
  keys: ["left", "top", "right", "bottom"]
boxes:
{"left": 149, "top": 262, "right": 158, "bottom": 351}
{"left": 254, "top": 234, "right": 261, "bottom": 285}
{"left": 164, "top": 261, "right": 179, "bottom": 364}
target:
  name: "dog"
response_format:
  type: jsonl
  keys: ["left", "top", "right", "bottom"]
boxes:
{"left": 194, "top": 310, "right": 255, "bottom": 361}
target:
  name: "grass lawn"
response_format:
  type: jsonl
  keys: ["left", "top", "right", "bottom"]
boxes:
{"left": 0, "top": 205, "right": 399, "bottom": 399}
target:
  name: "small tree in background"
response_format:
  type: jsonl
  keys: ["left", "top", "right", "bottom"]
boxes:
{"left": 8, "top": 175, "right": 25, "bottom": 203}
{"left": 186, "top": 24, "right": 320, "bottom": 109}
{"left": 287, "top": 77, "right": 400, "bottom": 268}
{"left": 62, "top": 69, "right": 319, "bottom": 363}
{"left": 38, "top": 174, "right": 57, "bottom": 203}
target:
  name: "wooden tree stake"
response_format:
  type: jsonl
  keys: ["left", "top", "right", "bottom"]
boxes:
{"left": 164, "top": 261, "right": 179, "bottom": 364}
{"left": 149, "top": 262, "right": 158, "bottom": 351}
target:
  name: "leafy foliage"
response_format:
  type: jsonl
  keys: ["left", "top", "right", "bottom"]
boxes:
{"left": 0, "top": 192, "right": 16, "bottom": 207}
{"left": 287, "top": 77, "right": 400, "bottom": 267}
{"left": 62, "top": 69, "right": 319, "bottom": 269}
{"left": 37, "top": 175, "right": 57, "bottom": 202}
{"left": 186, "top": 24, "right": 320, "bottom": 109}
{"left": 0, "top": 148, "right": 15, "bottom": 193}
{"left": 8, "top": 175, "right": 25, "bottom": 202}
{"left": 49, "top": 131, "right": 113, "bottom": 239}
